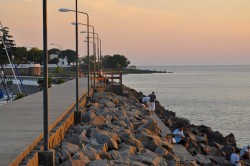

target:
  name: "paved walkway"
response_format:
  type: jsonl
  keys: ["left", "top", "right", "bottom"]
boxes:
{"left": 0, "top": 78, "right": 88, "bottom": 165}
{"left": 151, "top": 114, "right": 195, "bottom": 162}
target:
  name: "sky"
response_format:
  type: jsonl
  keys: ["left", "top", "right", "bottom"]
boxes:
{"left": 0, "top": 0, "right": 250, "bottom": 66}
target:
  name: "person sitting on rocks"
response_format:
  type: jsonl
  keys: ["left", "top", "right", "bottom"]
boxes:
{"left": 142, "top": 96, "right": 150, "bottom": 111}
{"left": 98, "top": 69, "right": 109, "bottom": 84}
{"left": 139, "top": 96, "right": 150, "bottom": 111}
{"left": 172, "top": 125, "right": 190, "bottom": 148}
{"left": 240, "top": 145, "right": 250, "bottom": 160}
{"left": 231, "top": 148, "right": 244, "bottom": 166}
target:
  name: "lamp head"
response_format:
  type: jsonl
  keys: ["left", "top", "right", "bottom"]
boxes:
{"left": 59, "top": 8, "right": 72, "bottom": 12}
{"left": 71, "top": 22, "right": 77, "bottom": 25}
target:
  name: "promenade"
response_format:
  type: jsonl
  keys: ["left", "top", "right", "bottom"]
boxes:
{"left": 0, "top": 78, "right": 88, "bottom": 165}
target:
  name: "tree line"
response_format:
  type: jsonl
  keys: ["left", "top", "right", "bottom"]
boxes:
{"left": 1, "top": 26, "right": 130, "bottom": 70}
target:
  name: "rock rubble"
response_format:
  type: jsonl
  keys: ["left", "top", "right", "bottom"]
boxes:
{"left": 54, "top": 92, "right": 177, "bottom": 166}
{"left": 53, "top": 85, "right": 250, "bottom": 166}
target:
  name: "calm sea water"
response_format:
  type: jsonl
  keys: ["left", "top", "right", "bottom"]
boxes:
{"left": 123, "top": 65, "right": 250, "bottom": 148}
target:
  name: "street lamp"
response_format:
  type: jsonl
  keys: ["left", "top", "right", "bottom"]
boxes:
{"left": 81, "top": 31, "right": 102, "bottom": 70}
{"left": 50, "top": 43, "right": 63, "bottom": 77}
{"left": 73, "top": 22, "right": 96, "bottom": 89}
{"left": 59, "top": 7, "right": 90, "bottom": 113}
{"left": 42, "top": 0, "right": 49, "bottom": 153}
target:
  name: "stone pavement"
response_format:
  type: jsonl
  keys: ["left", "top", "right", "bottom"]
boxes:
{"left": 0, "top": 78, "right": 88, "bottom": 166}
{"left": 150, "top": 114, "right": 195, "bottom": 162}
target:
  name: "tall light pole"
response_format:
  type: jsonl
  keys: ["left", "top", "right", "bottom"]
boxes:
{"left": 59, "top": 7, "right": 90, "bottom": 112}
{"left": 81, "top": 31, "right": 101, "bottom": 70}
{"left": 50, "top": 43, "right": 63, "bottom": 77}
{"left": 42, "top": 0, "right": 49, "bottom": 152}
{"left": 84, "top": 40, "right": 96, "bottom": 80}
{"left": 74, "top": 22, "right": 96, "bottom": 89}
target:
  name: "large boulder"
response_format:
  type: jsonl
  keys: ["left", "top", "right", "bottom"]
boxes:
{"left": 82, "top": 110, "right": 97, "bottom": 123}
{"left": 60, "top": 160, "right": 87, "bottom": 166}
{"left": 154, "top": 147, "right": 169, "bottom": 157}
{"left": 72, "top": 151, "right": 90, "bottom": 162}
{"left": 81, "top": 147, "right": 101, "bottom": 161}
{"left": 61, "top": 141, "right": 79, "bottom": 155}
{"left": 207, "top": 155, "right": 232, "bottom": 165}
{"left": 60, "top": 149, "right": 71, "bottom": 162}
{"left": 65, "top": 134, "right": 81, "bottom": 147}
{"left": 86, "top": 159, "right": 109, "bottom": 166}
{"left": 86, "top": 127, "right": 99, "bottom": 138}
{"left": 108, "top": 150, "right": 124, "bottom": 161}
{"left": 94, "top": 131, "right": 119, "bottom": 150}
{"left": 137, "top": 120, "right": 161, "bottom": 135}
{"left": 119, "top": 129, "right": 144, "bottom": 152}
{"left": 194, "top": 154, "right": 212, "bottom": 165}
{"left": 118, "top": 143, "right": 137, "bottom": 156}
{"left": 131, "top": 149, "right": 168, "bottom": 166}
{"left": 90, "top": 115, "right": 107, "bottom": 126}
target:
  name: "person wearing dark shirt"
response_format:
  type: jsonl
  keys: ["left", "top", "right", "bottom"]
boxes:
{"left": 148, "top": 91, "right": 156, "bottom": 115}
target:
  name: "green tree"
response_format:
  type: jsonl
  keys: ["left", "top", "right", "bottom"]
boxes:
{"left": 49, "top": 58, "right": 59, "bottom": 64}
{"left": 48, "top": 48, "right": 60, "bottom": 56}
{"left": 113, "top": 54, "right": 130, "bottom": 69}
{"left": 0, "top": 26, "right": 16, "bottom": 64}
{"left": 102, "top": 54, "right": 130, "bottom": 69}
{"left": 102, "top": 55, "right": 113, "bottom": 68}
{"left": 27, "top": 47, "right": 42, "bottom": 63}
{"left": 12, "top": 47, "right": 28, "bottom": 64}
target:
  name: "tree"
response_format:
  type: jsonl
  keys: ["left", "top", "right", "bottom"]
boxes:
{"left": 12, "top": 47, "right": 28, "bottom": 64}
{"left": 102, "top": 55, "right": 113, "bottom": 68}
{"left": 0, "top": 26, "right": 16, "bottom": 64}
{"left": 26, "top": 47, "right": 42, "bottom": 63}
{"left": 62, "top": 49, "right": 76, "bottom": 64}
{"left": 102, "top": 54, "right": 130, "bottom": 69}
{"left": 48, "top": 48, "right": 60, "bottom": 56}
{"left": 113, "top": 54, "right": 130, "bottom": 69}
{"left": 49, "top": 58, "right": 59, "bottom": 64}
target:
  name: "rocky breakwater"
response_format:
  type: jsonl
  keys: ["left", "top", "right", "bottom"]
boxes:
{"left": 121, "top": 85, "right": 250, "bottom": 165}
{"left": 54, "top": 92, "right": 183, "bottom": 166}
{"left": 52, "top": 85, "right": 250, "bottom": 166}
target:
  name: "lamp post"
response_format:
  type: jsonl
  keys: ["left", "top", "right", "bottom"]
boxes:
{"left": 83, "top": 40, "right": 97, "bottom": 86}
{"left": 81, "top": 31, "right": 101, "bottom": 70}
{"left": 42, "top": 0, "right": 49, "bottom": 152}
{"left": 59, "top": 7, "right": 90, "bottom": 112}
{"left": 74, "top": 22, "right": 96, "bottom": 89}
{"left": 50, "top": 43, "right": 63, "bottom": 77}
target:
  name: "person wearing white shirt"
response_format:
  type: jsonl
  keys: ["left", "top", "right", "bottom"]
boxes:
{"left": 231, "top": 149, "right": 243, "bottom": 166}
{"left": 172, "top": 125, "right": 190, "bottom": 148}
{"left": 142, "top": 96, "right": 150, "bottom": 109}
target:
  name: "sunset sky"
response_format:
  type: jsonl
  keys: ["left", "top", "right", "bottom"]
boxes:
{"left": 1, "top": 0, "right": 250, "bottom": 66}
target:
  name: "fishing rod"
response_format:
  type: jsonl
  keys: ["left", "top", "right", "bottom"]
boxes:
{"left": 156, "top": 75, "right": 162, "bottom": 94}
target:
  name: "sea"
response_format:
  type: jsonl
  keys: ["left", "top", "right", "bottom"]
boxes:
{"left": 122, "top": 65, "right": 250, "bottom": 148}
